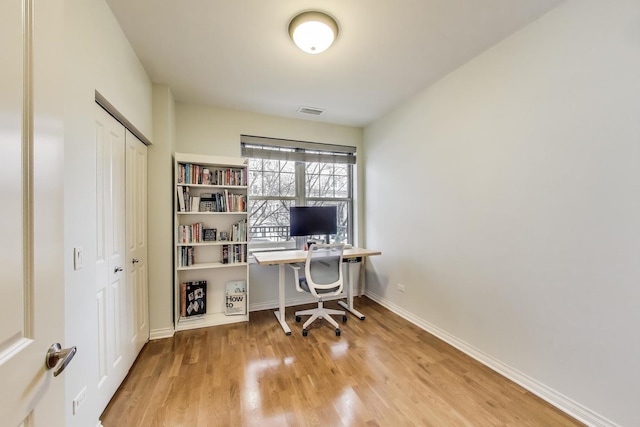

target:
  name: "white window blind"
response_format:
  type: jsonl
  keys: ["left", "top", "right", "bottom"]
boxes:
{"left": 241, "top": 135, "right": 356, "bottom": 165}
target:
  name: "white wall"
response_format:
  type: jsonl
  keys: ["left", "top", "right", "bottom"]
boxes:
{"left": 364, "top": 0, "right": 640, "bottom": 425}
{"left": 166, "top": 105, "right": 364, "bottom": 315}
{"left": 63, "top": 0, "right": 153, "bottom": 425}
{"left": 148, "top": 85, "right": 176, "bottom": 337}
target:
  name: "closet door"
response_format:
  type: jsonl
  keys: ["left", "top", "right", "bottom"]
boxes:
{"left": 95, "top": 104, "right": 149, "bottom": 414}
{"left": 125, "top": 130, "right": 149, "bottom": 355}
{"left": 95, "top": 104, "right": 129, "bottom": 412}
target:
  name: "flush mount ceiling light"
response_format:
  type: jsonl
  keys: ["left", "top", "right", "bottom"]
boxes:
{"left": 288, "top": 11, "right": 339, "bottom": 54}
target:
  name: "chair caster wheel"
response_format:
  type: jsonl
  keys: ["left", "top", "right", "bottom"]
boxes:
{"left": 295, "top": 316, "right": 301, "bottom": 322}
{"left": 335, "top": 328, "right": 341, "bottom": 336}
{"left": 302, "top": 329, "right": 308, "bottom": 337}
{"left": 342, "top": 315, "right": 348, "bottom": 323}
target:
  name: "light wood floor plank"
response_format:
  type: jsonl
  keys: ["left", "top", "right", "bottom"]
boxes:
{"left": 101, "top": 297, "right": 583, "bottom": 426}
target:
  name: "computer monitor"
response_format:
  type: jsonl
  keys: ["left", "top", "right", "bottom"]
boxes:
{"left": 289, "top": 206, "right": 337, "bottom": 243}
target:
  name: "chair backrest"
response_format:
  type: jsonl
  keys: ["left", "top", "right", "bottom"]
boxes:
{"left": 304, "top": 243, "right": 345, "bottom": 295}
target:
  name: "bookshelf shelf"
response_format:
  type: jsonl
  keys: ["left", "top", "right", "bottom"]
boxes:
{"left": 174, "top": 152, "right": 250, "bottom": 330}
{"left": 177, "top": 241, "right": 248, "bottom": 247}
{"left": 177, "top": 184, "right": 246, "bottom": 190}
{"left": 176, "top": 311, "right": 248, "bottom": 331}
{"left": 177, "top": 211, "right": 247, "bottom": 216}
{"left": 177, "top": 261, "right": 248, "bottom": 271}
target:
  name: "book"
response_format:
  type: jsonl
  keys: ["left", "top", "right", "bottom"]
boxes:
{"left": 225, "top": 280, "right": 246, "bottom": 294}
{"left": 225, "top": 280, "right": 247, "bottom": 315}
{"left": 184, "top": 280, "right": 207, "bottom": 317}
{"left": 183, "top": 187, "right": 191, "bottom": 211}
{"left": 190, "top": 196, "right": 201, "bottom": 212}
{"left": 221, "top": 245, "right": 229, "bottom": 264}
{"left": 180, "top": 282, "right": 186, "bottom": 318}
{"left": 177, "top": 186, "right": 185, "bottom": 212}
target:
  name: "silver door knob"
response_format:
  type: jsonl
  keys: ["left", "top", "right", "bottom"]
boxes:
{"left": 45, "top": 343, "right": 77, "bottom": 377}
{"left": 114, "top": 266, "right": 123, "bottom": 273}
{"left": 132, "top": 258, "right": 140, "bottom": 264}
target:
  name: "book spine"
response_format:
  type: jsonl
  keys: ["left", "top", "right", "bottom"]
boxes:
{"left": 181, "top": 282, "right": 186, "bottom": 318}
{"left": 222, "top": 245, "right": 229, "bottom": 264}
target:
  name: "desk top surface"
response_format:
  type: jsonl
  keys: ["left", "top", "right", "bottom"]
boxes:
{"left": 252, "top": 247, "right": 381, "bottom": 265}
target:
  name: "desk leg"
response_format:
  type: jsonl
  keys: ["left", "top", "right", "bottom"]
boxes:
{"left": 274, "top": 263, "right": 292, "bottom": 335}
{"left": 338, "top": 259, "right": 365, "bottom": 320}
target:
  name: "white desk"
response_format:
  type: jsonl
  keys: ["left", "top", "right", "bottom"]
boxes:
{"left": 253, "top": 247, "right": 381, "bottom": 335}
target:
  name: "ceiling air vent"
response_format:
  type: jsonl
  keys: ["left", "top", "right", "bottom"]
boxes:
{"left": 298, "top": 106, "right": 325, "bottom": 116}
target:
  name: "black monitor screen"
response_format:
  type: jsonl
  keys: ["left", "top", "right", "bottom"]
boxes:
{"left": 289, "top": 206, "right": 337, "bottom": 237}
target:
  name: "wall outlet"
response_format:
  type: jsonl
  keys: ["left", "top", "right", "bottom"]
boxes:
{"left": 397, "top": 283, "right": 406, "bottom": 292}
{"left": 73, "top": 387, "right": 87, "bottom": 415}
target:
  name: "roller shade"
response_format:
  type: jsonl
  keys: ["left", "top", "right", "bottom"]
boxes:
{"left": 241, "top": 135, "right": 356, "bottom": 165}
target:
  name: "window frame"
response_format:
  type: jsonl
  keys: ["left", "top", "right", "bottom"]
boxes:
{"left": 242, "top": 136, "right": 355, "bottom": 252}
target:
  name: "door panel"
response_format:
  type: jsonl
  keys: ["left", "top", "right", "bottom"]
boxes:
{"left": 95, "top": 104, "right": 128, "bottom": 412}
{"left": 0, "top": 0, "right": 66, "bottom": 424}
{"left": 0, "top": 0, "right": 24, "bottom": 352}
{"left": 126, "top": 131, "right": 149, "bottom": 354}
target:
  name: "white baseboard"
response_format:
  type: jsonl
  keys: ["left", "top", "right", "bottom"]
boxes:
{"left": 364, "top": 290, "right": 619, "bottom": 427}
{"left": 249, "top": 292, "right": 347, "bottom": 312}
{"left": 149, "top": 327, "right": 175, "bottom": 340}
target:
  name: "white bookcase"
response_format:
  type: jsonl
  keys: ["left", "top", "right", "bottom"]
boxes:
{"left": 174, "top": 152, "right": 249, "bottom": 331}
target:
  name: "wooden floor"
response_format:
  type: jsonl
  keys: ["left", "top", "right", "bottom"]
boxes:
{"left": 101, "top": 297, "right": 583, "bottom": 427}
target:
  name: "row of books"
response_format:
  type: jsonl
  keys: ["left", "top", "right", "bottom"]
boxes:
{"left": 178, "top": 246, "right": 195, "bottom": 267}
{"left": 180, "top": 280, "right": 207, "bottom": 318}
{"left": 221, "top": 244, "right": 247, "bottom": 264}
{"left": 178, "top": 243, "right": 248, "bottom": 267}
{"left": 177, "top": 163, "right": 247, "bottom": 186}
{"left": 178, "top": 222, "right": 205, "bottom": 244}
{"left": 177, "top": 187, "right": 246, "bottom": 213}
{"left": 198, "top": 191, "right": 246, "bottom": 213}
{"left": 229, "top": 218, "right": 247, "bottom": 242}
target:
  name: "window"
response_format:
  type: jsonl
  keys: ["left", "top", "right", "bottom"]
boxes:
{"left": 241, "top": 135, "right": 356, "bottom": 251}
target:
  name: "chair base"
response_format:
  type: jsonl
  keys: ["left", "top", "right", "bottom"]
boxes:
{"left": 295, "top": 300, "right": 345, "bottom": 333}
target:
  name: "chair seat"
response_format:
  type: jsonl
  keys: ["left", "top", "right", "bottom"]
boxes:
{"left": 299, "top": 277, "right": 339, "bottom": 294}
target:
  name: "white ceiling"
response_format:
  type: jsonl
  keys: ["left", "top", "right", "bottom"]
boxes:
{"left": 104, "top": 0, "right": 564, "bottom": 127}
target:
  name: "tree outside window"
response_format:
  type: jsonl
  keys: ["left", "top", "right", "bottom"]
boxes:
{"left": 244, "top": 141, "right": 354, "bottom": 251}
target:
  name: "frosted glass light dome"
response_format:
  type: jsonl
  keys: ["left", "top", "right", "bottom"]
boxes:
{"left": 289, "top": 11, "right": 339, "bottom": 54}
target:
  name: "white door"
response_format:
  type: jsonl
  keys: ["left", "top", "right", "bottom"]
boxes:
{"left": 0, "top": 0, "right": 68, "bottom": 425}
{"left": 95, "top": 105, "right": 130, "bottom": 412}
{"left": 125, "top": 130, "right": 149, "bottom": 355}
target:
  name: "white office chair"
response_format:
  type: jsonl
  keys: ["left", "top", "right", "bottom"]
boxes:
{"left": 290, "top": 243, "right": 347, "bottom": 336}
